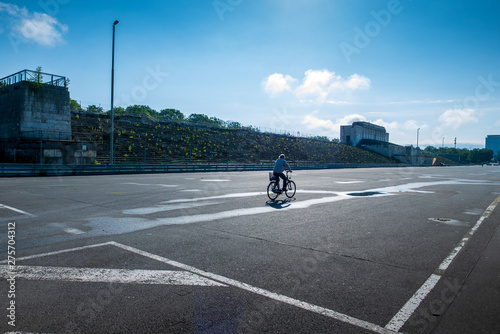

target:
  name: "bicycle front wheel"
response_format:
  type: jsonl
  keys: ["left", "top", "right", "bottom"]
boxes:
{"left": 285, "top": 181, "right": 296, "bottom": 198}
{"left": 267, "top": 182, "right": 279, "bottom": 201}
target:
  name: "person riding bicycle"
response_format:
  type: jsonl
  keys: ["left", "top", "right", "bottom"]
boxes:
{"left": 273, "top": 154, "right": 292, "bottom": 192}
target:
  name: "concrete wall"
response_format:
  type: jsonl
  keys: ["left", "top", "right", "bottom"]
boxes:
{"left": 359, "top": 142, "right": 434, "bottom": 165}
{"left": 0, "top": 82, "right": 23, "bottom": 139}
{"left": 360, "top": 142, "right": 405, "bottom": 158}
{"left": 1, "top": 142, "right": 96, "bottom": 164}
{"left": 341, "top": 122, "right": 389, "bottom": 146}
{"left": 0, "top": 81, "right": 71, "bottom": 140}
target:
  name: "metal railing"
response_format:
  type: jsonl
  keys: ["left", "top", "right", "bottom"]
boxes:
{"left": 0, "top": 69, "right": 67, "bottom": 87}
{"left": 0, "top": 162, "right": 409, "bottom": 177}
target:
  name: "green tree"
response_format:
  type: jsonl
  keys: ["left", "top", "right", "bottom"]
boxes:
{"left": 70, "top": 99, "right": 84, "bottom": 111}
{"left": 125, "top": 105, "right": 157, "bottom": 117}
{"left": 187, "top": 113, "right": 223, "bottom": 127}
{"left": 87, "top": 105, "right": 104, "bottom": 113}
{"left": 465, "top": 148, "right": 493, "bottom": 164}
{"left": 28, "top": 66, "right": 44, "bottom": 89}
{"left": 457, "top": 148, "right": 469, "bottom": 162}
{"left": 112, "top": 106, "right": 126, "bottom": 115}
{"left": 479, "top": 149, "right": 493, "bottom": 163}
{"left": 159, "top": 109, "right": 184, "bottom": 121}
{"left": 225, "top": 121, "right": 242, "bottom": 129}
{"left": 33, "top": 66, "right": 43, "bottom": 83}
{"left": 210, "top": 116, "right": 225, "bottom": 127}
{"left": 423, "top": 146, "right": 438, "bottom": 153}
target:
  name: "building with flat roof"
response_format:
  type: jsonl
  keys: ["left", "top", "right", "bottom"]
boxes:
{"left": 0, "top": 69, "right": 95, "bottom": 164}
{"left": 486, "top": 135, "right": 500, "bottom": 160}
{"left": 340, "top": 121, "right": 389, "bottom": 146}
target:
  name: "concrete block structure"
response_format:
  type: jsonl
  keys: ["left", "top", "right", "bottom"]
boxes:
{"left": 340, "top": 121, "right": 389, "bottom": 146}
{"left": 0, "top": 69, "right": 95, "bottom": 164}
{"left": 0, "top": 80, "right": 71, "bottom": 140}
{"left": 340, "top": 121, "right": 435, "bottom": 165}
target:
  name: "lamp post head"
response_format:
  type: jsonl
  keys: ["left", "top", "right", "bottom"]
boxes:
{"left": 113, "top": 20, "right": 119, "bottom": 26}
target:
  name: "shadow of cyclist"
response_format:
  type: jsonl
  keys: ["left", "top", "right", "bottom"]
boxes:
{"left": 265, "top": 197, "right": 296, "bottom": 209}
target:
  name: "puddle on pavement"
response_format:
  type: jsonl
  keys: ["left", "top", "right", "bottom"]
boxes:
{"left": 428, "top": 218, "right": 469, "bottom": 226}
{"left": 347, "top": 191, "right": 384, "bottom": 197}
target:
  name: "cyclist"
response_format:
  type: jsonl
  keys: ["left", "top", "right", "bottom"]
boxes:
{"left": 273, "top": 154, "right": 292, "bottom": 192}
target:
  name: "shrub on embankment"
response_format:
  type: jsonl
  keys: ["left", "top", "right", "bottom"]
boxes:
{"left": 71, "top": 111, "right": 399, "bottom": 165}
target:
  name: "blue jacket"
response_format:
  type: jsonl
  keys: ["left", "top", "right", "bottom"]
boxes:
{"left": 273, "top": 158, "right": 291, "bottom": 173}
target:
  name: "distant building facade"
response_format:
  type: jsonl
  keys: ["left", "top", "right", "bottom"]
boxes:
{"left": 486, "top": 135, "right": 500, "bottom": 160}
{"left": 340, "top": 121, "right": 389, "bottom": 146}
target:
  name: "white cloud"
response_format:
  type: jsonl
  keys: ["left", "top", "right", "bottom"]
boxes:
{"left": 0, "top": 2, "right": 24, "bottom": 16}
{"left": 336, "top": 114, "right": 367, "bottom": 125}
{"left": 263, "top": 69, "right": 370, "bottom": 103}
{"left": 302, "top": 113, "right": 337, "bottom": 132}
{"left": 329, "top": 73, "right": 370, "bottom": 90}
{"left": 262, "top": 73, "right": 297, "bottom": 96}
{"left": 302, "top": 113, "right": 368, "bottom": 136}
{"left": 439, "top": 109, "right": 478, "bottom": 129}
{"left": 0, "top": 2, "right": 67, "bottom": 46}
{"left": 295, "top": 69, "right": 335, "bottom": 102}
{"left": 373, "top": 119, "right": 421, "bottom": 133}
{"left": 295, "top": 69, "right": 370, "bottom": 103}
{"left": 326, "top": 100, "right": 350, "bottom": 105}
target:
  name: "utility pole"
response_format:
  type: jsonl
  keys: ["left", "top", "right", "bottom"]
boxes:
{"left": 416, "top": 128, "right": 420, "bottom": 149}
{"left": 110, "top": 20, "right": 119, "bottom": 164}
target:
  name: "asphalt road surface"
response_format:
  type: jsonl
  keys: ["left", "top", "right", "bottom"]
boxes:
{"left": 1, "top": 165, "right": 499, "bottom": 334}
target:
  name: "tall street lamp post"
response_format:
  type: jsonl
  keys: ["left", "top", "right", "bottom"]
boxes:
{"left": 110, "top": 20, "right": 119, "bottom": 164}
{"left": 417, "top": 128, "right": 420, "bottom": 150}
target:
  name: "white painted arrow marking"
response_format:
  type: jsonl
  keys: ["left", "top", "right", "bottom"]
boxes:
{"left": 0, "top": 265, "right": 227, "bottom": 287}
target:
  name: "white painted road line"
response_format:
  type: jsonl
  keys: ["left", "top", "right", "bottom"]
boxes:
{"left": 0, "top": 240, "right": 398, "bottom": 332}
{"left": 110, "top": 242, "right": 400, "bottom": 334}
{"left": 0, "top": 265, "right": 227, "bottom": 287}
{"left": 438, "top": 195, "right": 500, "bottom": 272}
{"left": 164, "top": 192, "right": 264, "bottom": 203}
{"left": 124, "top": 182, "right": 178, "bottom": 188}
{"left": 335, "top": 180, "right": 364, "bottom": 184}
{"left": 385, "top": 195, "right": 500, "bottom": 332}
{"left": 0, "top": 242, "right": 115, "bottom": 264}
{"left": 384, "top": 274, "right": 442, "bottom": 332}
{"left": 0, "top": 203, "right": 35, "bottom": 217}
{"left": 123, "top": 201, "right": 221, "bottom": 215}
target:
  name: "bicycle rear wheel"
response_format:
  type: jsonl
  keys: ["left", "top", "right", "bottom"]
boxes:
{"left": 285, "top": 180, "right": 296, "bottom": 198}
{"left": 267, "top": 182, "right": 279, "bottom": 201}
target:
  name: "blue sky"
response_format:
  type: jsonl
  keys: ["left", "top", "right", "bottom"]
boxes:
{"left": 1, "top": 0, "right": 499, "bottom": 148}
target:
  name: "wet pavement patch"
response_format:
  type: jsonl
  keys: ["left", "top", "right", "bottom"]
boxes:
{"left": 428, "top": 218, "right": 469, "bottom": 226}
{"left": 347, "top": 191, "right": 383, "bottom": 197}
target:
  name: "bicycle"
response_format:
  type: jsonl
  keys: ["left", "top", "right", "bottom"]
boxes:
{"left": 267, "top": 170, "right": 296, "bottom": 201}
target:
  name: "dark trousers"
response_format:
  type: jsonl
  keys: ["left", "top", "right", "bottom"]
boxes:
{"left": 273, "top": 172, "right": 287, "bottom": 190}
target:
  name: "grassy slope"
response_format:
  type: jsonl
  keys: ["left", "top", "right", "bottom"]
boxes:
{"left": 72, "top": 112, "right": 400, "bottom": 165}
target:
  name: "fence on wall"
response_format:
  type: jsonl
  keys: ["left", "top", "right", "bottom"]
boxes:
{"left": 0, "top": 162, "right": 407, "bottom": 177}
